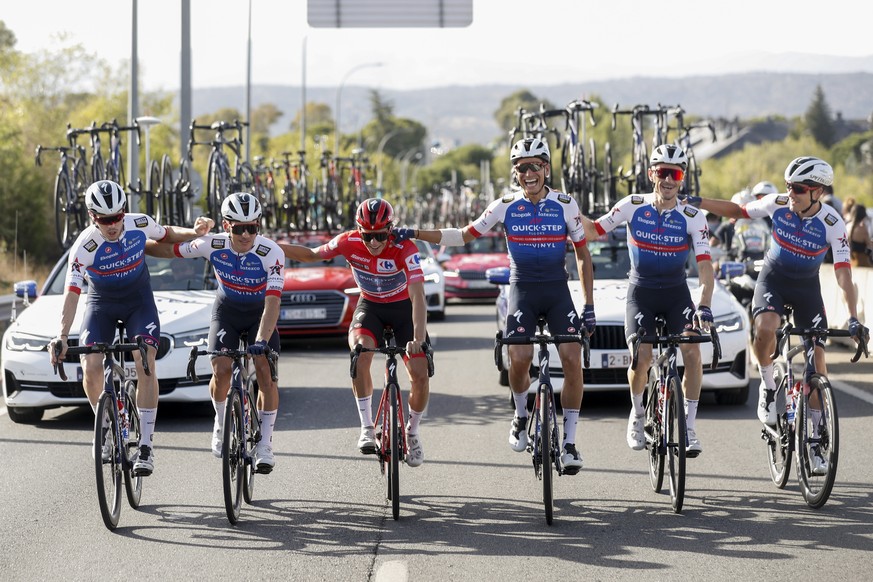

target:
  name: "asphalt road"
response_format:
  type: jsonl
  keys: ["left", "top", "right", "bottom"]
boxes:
{"left": 2, "top": 303, "right": 873, "bottom": 581}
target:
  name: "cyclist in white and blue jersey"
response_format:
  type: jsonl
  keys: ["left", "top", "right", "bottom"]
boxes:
{"left": 393, "top": 138, "right": 596, "bottom": 474}
{"left": 684, "top": 157, "right": 868, "bottom": 474}
{"left": 583, "top": 144, "right": 715, "bottom": 458}
{"left": 50, "top": 180, "right": 213, "bottom": 476}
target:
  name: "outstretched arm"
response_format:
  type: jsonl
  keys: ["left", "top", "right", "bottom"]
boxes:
{"left": 278, "top": 242, "right": 322, "bottom": 263}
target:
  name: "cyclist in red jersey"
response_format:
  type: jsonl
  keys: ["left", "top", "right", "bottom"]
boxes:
{"left": 279, "top": 198, "right": 431, "bottom": 467}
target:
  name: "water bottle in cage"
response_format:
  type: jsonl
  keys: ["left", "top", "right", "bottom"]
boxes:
{"left": 657, "top": 379, "right": 666, "bottom": 420}
{"left": 786, "top": 381, "right": 801, "bottom": 424}
{"left": 118, "top": 399, "right": 129, "bottom": 443}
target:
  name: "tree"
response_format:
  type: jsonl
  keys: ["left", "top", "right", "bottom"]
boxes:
{"left": 493, "top": 89, "right": 555, "bottom": 140}
{"left": 805, "top": 85, "right": 836, "bottom": 148}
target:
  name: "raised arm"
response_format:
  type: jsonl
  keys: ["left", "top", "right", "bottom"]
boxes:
{"left": 278, "top": 242, "right": 322, "bottom": 263}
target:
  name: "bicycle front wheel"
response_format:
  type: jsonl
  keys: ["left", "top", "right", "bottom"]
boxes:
{"left": 666, "top": 376, "right": 687, "bottom": 513}
{"left": 796, "top": 374, "right": 839, "bottom": 509}
{"left": 222, "top": 389, "right": 245, "bottom": 524}
{"left": 94, "top": 392, "right": 123, "bottom": 530}
{"left": 766, "top": 363, "right": 792, "bottom": 488}
{"left": 388, "top": 383, "right": 401, "bottom": 520}
{"left": 242, "top": 378, "right": 257, "bottom": 504}
{"left": 540, "top": 385, "right": 554, "bottom": 525}
{"left": 645, "top": 382, "right": 665, "bottom": 493}
{"left": 54, "top": 172, "right": 75, "bottom": 249}
{"left": 148, "top": 159, "right": 162, "bottom": 222}
{"left": 122, "top": 381, "right": 143, "bottom": 509}
{"left": 206, "top": 152, "right": 228, "bottom": 226}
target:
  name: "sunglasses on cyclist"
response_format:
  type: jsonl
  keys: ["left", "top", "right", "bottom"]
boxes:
{"left": 652, "top": 167, "right": 685, "bottom": 181}
{"left": 515, "top": 162, "right": 547, "bottom": 174}
{"left": 92, "top": 212, "right": 124, "bottom": 225}
{"left": 786, "top": 182, "right": 819, "bottom": 195}
{"left": 230, "top": 223, "right": 259, "bottom": 235}
{"left": 360, "top": 231, "right": 390, "bottom": 242}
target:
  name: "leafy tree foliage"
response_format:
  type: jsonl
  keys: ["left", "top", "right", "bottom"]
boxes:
{"left": 805, "top": 84, "right": 836, "bottom": 148}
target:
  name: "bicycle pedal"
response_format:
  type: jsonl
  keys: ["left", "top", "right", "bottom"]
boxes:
{"left": 685, "top": 450, "right": 701, "bottom": 459}
{"left": 255, "top": 464, "right": 274, "bottom": 475}
{"left": 562, "top": 466, "right": 581, "bottom": 476}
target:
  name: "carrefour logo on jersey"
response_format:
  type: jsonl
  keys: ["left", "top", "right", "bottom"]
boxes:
{"left": 377, "top": 258, "right": 397, "bottom": 272}
{"left": 405, "top": 254, "right": 421, "bottom": 271}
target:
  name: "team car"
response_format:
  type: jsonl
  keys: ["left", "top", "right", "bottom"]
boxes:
{"left": 439, "top": 230, "right": 510, "bottom": 300}
{"left": 488, "top": 231, "right": 751, "bottom": 405}
{"left": 2, "top": 252, "right": 214, "bottom": 424}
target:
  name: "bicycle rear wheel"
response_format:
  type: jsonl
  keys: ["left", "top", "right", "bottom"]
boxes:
{"left": 206, "top": 152, "right": 228, "bottom": 226}
{"left": 94, "top": 392, "right": 122, "bottom": 530}
{"left": 148, "top": 159, "right": 162, "bottom": 222}
{"left": 666, "top": 376, "right": 686, "bottom": 513}
{"left": 242, "top": 378, "right": 257, "bottom": 504}
{"left": 122, "top": 381, "right": 143, "bottom": 509}
{"left": 388, "top": 383, "right": 401, "bottom": 520}
{"left": 54, "top": 172, "right": 76, "bottom": 249}
{"left": 222, "top": 389, "right": 245, "bottom": 524}
{"left": 646, "top": 382, "right": 665, "bottom": 493}
{"left": 539, "top": 385, "right": 554, "bottom": 525}
{"left": 766, "top": 363, "right": 792, "bottom": 488}
{"left": 796, "top": 374, "right": 839, "bottom": 509}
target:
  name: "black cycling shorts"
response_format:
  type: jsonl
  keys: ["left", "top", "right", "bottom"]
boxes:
{"left": 504, "top": 280, "right": 581, "bottom": 339}
{"left": 753, "top": 264, "right": 826, "bottom": 348}
{"left": 209, "top": 299, "right": 280, "bottom": 353}
{"left": 625, "top": 282, "right": 695, "bottom": 343}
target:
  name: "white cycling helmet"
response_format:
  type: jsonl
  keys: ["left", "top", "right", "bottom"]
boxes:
{"left": 510, "top": 138, "right": 550, "bottom": 163}
{"left": 221, "top": 192, "right": 262, "bottom": 222}
{"left": 784, "top": 156, "right": 833, "bottom": 186}
{"left": 86, "top": 180, "right": 127, "bottom": 215}
{"left": 730, "top": 188, "right": 755, "bottom": 205}
{"left": 751, "top": 181, "right": 778, "bottom": 198}
{"left": 650, "top": 144, "right": 687, "bottom": 170}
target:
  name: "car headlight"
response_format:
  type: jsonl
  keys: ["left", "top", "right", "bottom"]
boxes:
{"left": 5, "top": 331, "right": 53, "bottom": 351}
{"left": 173, "top": 329, "right": 209, "bottom": 348}
{"left": 423, "top": 272, "right": 441, "bottom": 284}
{"left": 714, "top": 313, "right": 744, "bottom": 333}
{"left": 443, "top": 270, "right": 460, "bottom": 278}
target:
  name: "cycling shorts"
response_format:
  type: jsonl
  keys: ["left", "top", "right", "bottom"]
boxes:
{"left": 752, "top": 264, "right": 826, "bottom": 348}
{"left": 503, "top": 281, "right": 581, "bottom": 339}
{"left": 81, "top": 285, "right": 160, "bottom": 348}
{"left": 350, "top": 298, "right": 429, "bottom": 358}
{"left": 625, "top": 283, "right": 695, "bottom": 343}
{"left": 208, "top": 299, "right": 280, "bottom": 354}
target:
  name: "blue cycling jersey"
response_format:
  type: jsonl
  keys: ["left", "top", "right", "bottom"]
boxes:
{"left": 594, "top": 193, "right": 711, "bottom": 288}
{"left": 469, "top": 189, "right": 586, "bottom": 283}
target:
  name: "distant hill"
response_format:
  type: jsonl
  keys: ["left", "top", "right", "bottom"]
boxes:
{"left": 191, "top": 72, "right": 873, "bottom": 148}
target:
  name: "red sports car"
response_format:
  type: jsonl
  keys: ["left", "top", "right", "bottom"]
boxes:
{"left": 440, "top": 231, "right": 509, "bottom": 300}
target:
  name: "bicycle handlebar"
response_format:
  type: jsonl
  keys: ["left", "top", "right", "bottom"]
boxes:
{"left": 773, "top": 325, "right": 868, "bottom": 363}
{"left": 187, "top": 345, "right": 279, "bottom": 383}
{"left": 50, "top": 336, "right": 152, "bottom": 382}
{"left": 495, "top": 331, "right": 591, "bottom": 370}
{"left": 630, "top": 327, "right": 720, "bottom": 371}
{"left": 350, "top": 342, "right": 435, "bottom": 380}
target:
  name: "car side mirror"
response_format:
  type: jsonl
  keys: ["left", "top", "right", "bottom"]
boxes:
{"left": 14, "top": 280, "right": 38, "bottom": 300}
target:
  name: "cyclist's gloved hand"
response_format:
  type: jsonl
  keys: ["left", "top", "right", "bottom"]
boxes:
{"left": 391, "top": 228, "right": 415, "bottom": 243}
{"left": 694, "top": 305, "right": 713, "bottom": 330}
{"left": 247, "top": 340, "right": 269, "bottom": 356}
{"left": 684, "top": 195, "right": 703, "bottom": 208}
{"left": 848, "top": 317, "right": 869, "bottom": 342}
{"left": 582, "top": 304, "right": 596, "bottom": 334}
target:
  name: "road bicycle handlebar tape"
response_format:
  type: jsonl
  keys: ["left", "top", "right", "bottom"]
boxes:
{"left": 439, "top": 228, "right": 465, "bottom": 247}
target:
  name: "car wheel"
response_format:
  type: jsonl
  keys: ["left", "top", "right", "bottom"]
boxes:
{"left": 6, "top": 406, "right": 44, "bottom": 424}
{"left": 714, "top": 382, "right": 750, "bottom": 405}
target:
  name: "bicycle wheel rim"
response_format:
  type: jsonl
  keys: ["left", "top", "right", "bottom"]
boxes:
{"left": 95, "top": 393, "right": 122, "bottom": 530}
{"left": 666, "top": 377, "right": 686, "bottom": 513}
{"left": 122, "top": 382, "right": 143, "bottom": 509}
{"left": 243, "top": 380, "right": 257, "bottom": 504}
{"left": 766, "top": 370, "right": 792, "bottom": 488}
{"left": 540, "top": 387, "right": 554, "bottom": 525}
{"left": 646, "top": 383, "right": 665, "bottom": 492}
{"left": 54, "top": 173, "right": 73, "bottom": 249}
{"left": 222, "top": 391, "right": 244, "bottom": 524}
{"left": 796, "top": 375, "right": 839, "bottom": 508}
{"left": 389, "top": 384, "right": 401, "bottom": 520}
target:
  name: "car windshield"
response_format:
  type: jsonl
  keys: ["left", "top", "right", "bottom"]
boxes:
{"left": 43, "top": 254, "right": 215, "bottom": 294}
{"left": 566, "top": 240, "right": 633, "bottom": 281}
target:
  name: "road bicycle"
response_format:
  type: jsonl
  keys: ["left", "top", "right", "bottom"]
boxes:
{"left": 187, "top": 339, "right": 277, "bottom": 524}
{"left": 336, "top": 148, "right": 371, "bottom": 229}
{"left": 494, "top": 316, "right": 590, "bottom": 525}
{"left": 188, "top": 119, "right": 255, "bottom": 226}
{"left": 559, "top": 100, "right": 602, "bottom": 215}
{"left": 251, "top": 156, "right": 278, "bottom": 231}
{"left": 664, "top": 106, "right": 717, "bottom": 196}
{"left": 350, "top": 327, "right": 434, "bottom": 520}
{"left": 631, "top": 317, "right": 720, "bottom": 513}
{"left": 274, "top": 150, "right": 310, "bottom": 231}
{"left": 763, "top": 305, "right": 868, "bottom": 508}
{"left": 611, "top": 104, "right": 668, "bottom": 195}
{"left": 50, "top": 323, "right": 149, "bottom": 530}
{"left": 35, "top": 135, "right": 90, "bottom": 249}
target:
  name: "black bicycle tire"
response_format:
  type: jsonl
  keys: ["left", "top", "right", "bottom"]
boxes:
{"left": 73, "top": 157, "right": 90, "bottom": 236}
{"left": 222, "top": 389, "right": 244, "bottom": 524}
{"left": 159, "top": 155, "right": 176, "bottom": 226}
{"left": 796, "top": 374, "right": 839, "bottom": 509}
{"left": 389, "top": 383, "right": 401, "bottom": 520}
{"left": 242, "top": 376, "right": 257, "bottom": 504}
{"left": 148, "top": 159, "right": 162, "bottom": 222}
{"left": 91, "top": 151, "right": 106, "bottom": 183}
{"left": 177, "top": 158, "right": 194, "bottom": 227}
{"left": 667, "top": 375, "right": 687, "bottom": 513}
{"left": 206, "top": 151, "right": 226, "bottom": 226}
{"left": 540, "top": 386, "right": 554, "bottom": 525}
{"left": 54, "top": 171, "right": 74, "bottom": 249}
{"left": 586, "top": 136, "right": 598, "bottom": 214}
{"left": 646, "top": 381, "right": 665, "bottom": 493}
{"left": 122, "top": 380, "right": 143, "bottom": 509}
{"left": 767, "top": 363, "right": 792, "bottom": 488}
{"left": 94, "top": 391, "right": 122, "bottom": 530}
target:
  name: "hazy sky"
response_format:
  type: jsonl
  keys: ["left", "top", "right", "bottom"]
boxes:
{"left": 4, "top": 0, "right": 872, "bottom": 92}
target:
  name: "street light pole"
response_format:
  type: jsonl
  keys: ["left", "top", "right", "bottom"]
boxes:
{"left": 375, "top": 128, "right": 406, "bottom": 195}
{"left": 334, "top": 62, "right": 383, "bottom": 155}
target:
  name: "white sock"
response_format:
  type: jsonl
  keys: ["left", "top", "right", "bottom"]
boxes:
{"left": 356, "top": 396, "right": 373, "bottom": 428}
{"left": 513, "top": 391, "right": 529, "bottom": 418}
{"left": 407, "top": 408, "right": 423, "bottom": 435}
{"left": 631, "top": 392, "right": 645, "bottom": 416}
{"left": 562, "top": 409, "right": 579, "bottom": 446}
{"left": 212, "top": 398, "right": 226, "bottom": 430}
{"left": 685, "top": 399, "right": 699, "bottom": 431}
{"left": 758, "top": 363, "right": 776, "bottom": 391}
{"left": 810, "top": 408, "right": 822, "bottom": 437}
{"left": 260, "top": 409, "right": 277, "bottom": 445}
{"left": 138, "top": 407, "right": 157, "bottom": 447}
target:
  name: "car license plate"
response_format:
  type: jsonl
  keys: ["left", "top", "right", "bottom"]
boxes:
{"left": 601, "top": 352, "right": 631, "bottom": 368}
{"left": 281, "top": 307, "right": 327, "bottom": 320}
{"left": 467, "top": 279, "right": 492, "bottom": 289}
{"left": 77, "top": 364, "right": 137, "bottom": 380}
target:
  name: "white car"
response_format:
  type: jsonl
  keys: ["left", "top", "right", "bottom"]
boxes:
{"left": 415, "top": 240, "right": 447, "bottom": 321}
{"left": 488, "top": 232, "right": 751, "bottom": 405}
{"left": 2, "top": 252, "right": 215, "bottom": 423}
